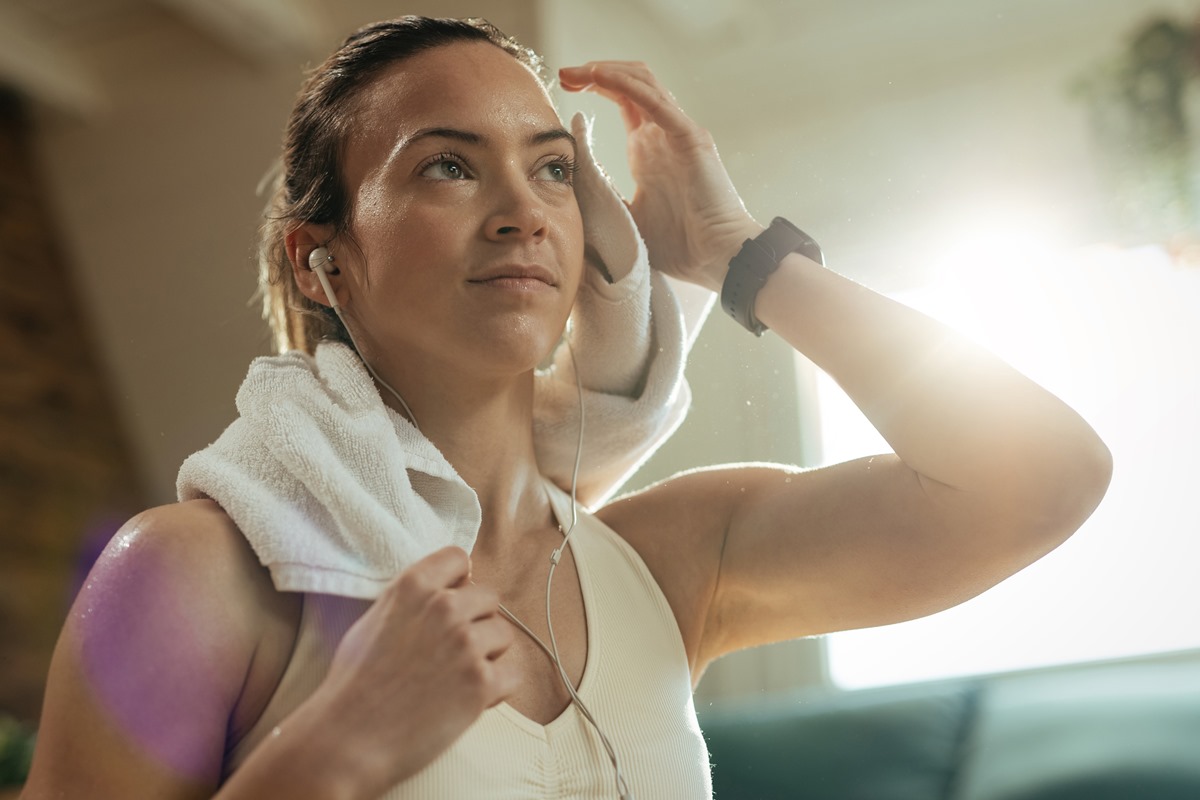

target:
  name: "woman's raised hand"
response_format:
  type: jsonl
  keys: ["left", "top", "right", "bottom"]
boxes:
{"left": 560, "top": 61, "right": 762, "bottom": 292}
{"left": 309, "top": 546, "right": 518, "bottom": 794}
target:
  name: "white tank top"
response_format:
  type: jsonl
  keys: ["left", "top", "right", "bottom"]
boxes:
{"left": 225, "top": 481, "right": 713, "bottom": 798}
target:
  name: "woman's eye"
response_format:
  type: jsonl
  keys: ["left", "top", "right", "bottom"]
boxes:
{"left": 535, "top": 159, "right": 575, "bottom": 184}
{"left": 422, "top": 158, "right": 468, "bottom": 180}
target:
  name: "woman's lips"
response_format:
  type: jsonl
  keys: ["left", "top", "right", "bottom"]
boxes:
{"left": 470, "top": 276, "right": 554, "bottom": 290}
{"left": 467, "top": 264, "right": 557, "bottom": 290}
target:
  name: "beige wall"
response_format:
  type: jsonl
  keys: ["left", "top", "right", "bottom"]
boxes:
{"left": 30, "top": 0, "right": 543, "bottom": 505}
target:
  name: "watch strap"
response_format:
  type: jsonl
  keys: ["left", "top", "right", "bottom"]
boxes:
{"left": 721, "top": 217, "right": 824, "bottom": 335}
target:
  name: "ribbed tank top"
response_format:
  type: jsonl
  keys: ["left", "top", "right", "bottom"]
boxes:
{"left": 225, "top": 481, "right": 712, "bottom": 798}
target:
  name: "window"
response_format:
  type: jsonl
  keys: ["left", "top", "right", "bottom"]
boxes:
{"left": 807, "top": 241, "right": 1200, "bottom": 689}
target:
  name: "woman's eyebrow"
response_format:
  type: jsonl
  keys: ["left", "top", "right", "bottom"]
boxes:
{"left": 394, "top": 126, "right": 576, "bottom": 154}
{"left": 406, "top": 127, "right": 484, "bottom": 147}
{"left": 529, "top": 128, "right": 576, "bottom": 148}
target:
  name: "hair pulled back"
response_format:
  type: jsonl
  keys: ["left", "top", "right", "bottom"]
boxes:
{"left": 257, "top": 17, "right": 544, "bottom": 354}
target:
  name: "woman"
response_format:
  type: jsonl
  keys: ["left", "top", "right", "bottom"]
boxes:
{"left": 21, "top": 16, "right": 1111, "bottom": 800}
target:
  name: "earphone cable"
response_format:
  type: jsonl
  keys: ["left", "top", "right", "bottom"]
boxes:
{"left": 497, "top": 339, "right": 631, "bottom": 799}
{"left": 547, "top": 340, "right": 632, "bottom": 799}
{"left": 316, "top": 252, "right": 630, "bottom": 797}
{"left": 310, "top": 249, "right": 421, "bottom": 432}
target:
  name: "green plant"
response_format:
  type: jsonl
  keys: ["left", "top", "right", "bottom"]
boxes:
{"left": 0, "top": 714, "right": 35, "bottom": 787}
{"left": 1074, "top": 14, "right": 1200, "bottom": 241}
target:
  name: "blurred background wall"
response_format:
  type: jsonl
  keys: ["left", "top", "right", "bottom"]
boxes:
{"left": 2, "top": 0, "right": 1198, "bottom": 722}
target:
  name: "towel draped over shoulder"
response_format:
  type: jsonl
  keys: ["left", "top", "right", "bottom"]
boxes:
{"left": 176, "top": 113, "right": 713, "bottom": 599}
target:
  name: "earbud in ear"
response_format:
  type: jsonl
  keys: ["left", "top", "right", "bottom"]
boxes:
{"left": 308, "top": 246, "right": 333, "bottom": 273}
{"left": 307, "top": 246, "right": 340, "bottom": 310}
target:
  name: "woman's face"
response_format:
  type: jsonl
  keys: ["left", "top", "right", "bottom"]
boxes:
{"left": 332, "top": 40, "right": 585, "bottom": 381}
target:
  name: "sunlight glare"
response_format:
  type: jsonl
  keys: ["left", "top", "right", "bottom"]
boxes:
{"left": 808, "top": 222, "right": 1200, "bottom": 689}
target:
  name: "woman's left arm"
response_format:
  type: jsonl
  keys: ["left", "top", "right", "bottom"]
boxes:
{"left": 564, "top": 62, "right": 1112, "bottom": 675}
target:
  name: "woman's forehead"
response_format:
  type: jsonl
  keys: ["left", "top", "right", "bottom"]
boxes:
{"left": 352, "top": 41, "right": 559, "bottom": 146}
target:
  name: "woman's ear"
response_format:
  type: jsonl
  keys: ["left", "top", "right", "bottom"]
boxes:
{"left": 286, "top": 223, "right": 340, "bottom": 308}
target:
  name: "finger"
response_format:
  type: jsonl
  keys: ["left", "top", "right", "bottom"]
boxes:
{"left": 484, "top": 658, "right": 521, "bottom": 707}
{"left": 591, "top": 65, "right": 692, "bottom": 137}
{"left": 558, "top": 63, "right": 597, "bottom": 90}
{"left": 561, "top": 62, "right": 694, "bottom": 138}
{"left": 453, "top": 582, "right": 504, "bottom": 622}
{"left": 561, "top": 63, "right": 649, "bottom": 125}
{"left": 581, "top": 91, "right": 646, "bottom": 135}
{"left": 560, "top": 68, "right": 644, "bottom": 129}
{"left": 610, "top": 91, "right": 647, "bottom": 132}
{"left": 397, "top": 546, "right": 472, "bottom": 595}
{"left": 472, "top": 615, "right": 515, "bottom": 661}
{"left": 558, "top": 60, "right": 650, "bottom": 89}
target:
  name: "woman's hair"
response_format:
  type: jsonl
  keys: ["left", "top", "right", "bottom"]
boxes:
{"left": 257, "top": 17, "right": 545, "bottom": 354}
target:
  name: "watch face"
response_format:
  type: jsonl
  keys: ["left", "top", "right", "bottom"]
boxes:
{"left": 768, "top": 217, "right": 825, "bottom": 266}
{"left": 751, "top": 221, "right": 801, "bottom": 267}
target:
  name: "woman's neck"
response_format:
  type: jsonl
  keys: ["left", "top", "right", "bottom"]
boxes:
{"left": 373, "top": 362, "right": 554, "bottom": 543}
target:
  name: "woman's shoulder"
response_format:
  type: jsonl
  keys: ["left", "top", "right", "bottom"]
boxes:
{"left": 24, "top": 501, "right": 302, "bottom": 794}
{"left": 106, "top": 499, "right": 276, "bottom": 605}
{"left": 80, "top": 501, "right": 302, "bottom": 723}
{"left": 82, "top": 499, "right": 299, "bottom": 667}
{"left": 594, "top": 468, "right": 738, "bottom": 558}
{"left": 127, "top": 501, "right": 305, "bottom": 740}
{"left": 101, "top": 499, "right": 301, "bottom": 659}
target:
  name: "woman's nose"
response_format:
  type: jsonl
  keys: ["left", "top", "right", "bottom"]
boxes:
{"left": 484, "top": 174, "right": 548, "bottom": 243}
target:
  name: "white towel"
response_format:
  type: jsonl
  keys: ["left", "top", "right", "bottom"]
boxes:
{"left": 177, "top": 113, "right": 712, "bottom": 599}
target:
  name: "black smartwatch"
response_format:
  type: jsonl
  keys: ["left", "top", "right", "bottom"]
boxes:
{"left": 720, "top": 217, "right": 824, "bottom": 336}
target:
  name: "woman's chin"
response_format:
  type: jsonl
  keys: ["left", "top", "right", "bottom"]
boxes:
{"left": 472, "top": 316, "right": 569, "bottom": 370}
{"left": 470, "top": 333, "right": 566, "bottom": 378}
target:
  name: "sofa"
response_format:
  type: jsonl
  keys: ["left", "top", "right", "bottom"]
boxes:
{"left": 699, "top": 656, "right": 1200, "bottom": 799}
{"left": 5, "top": 656, "right": 1197, "bottom": 797}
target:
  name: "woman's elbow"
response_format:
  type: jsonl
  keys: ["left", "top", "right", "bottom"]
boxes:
{"left": 1025, "top": 426, "right": 1114, "bottom": 550}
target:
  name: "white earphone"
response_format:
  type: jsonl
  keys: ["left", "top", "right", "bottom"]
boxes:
{"left": 307, "top": 244, "right": 419, "bottom": 428}
{"left": 308, "top": 246, "right": 340, "bottom": 310}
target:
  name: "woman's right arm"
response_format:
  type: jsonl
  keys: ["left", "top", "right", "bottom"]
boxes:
{"left": 21, "top": 502, "right": 516, "bottom": 800}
